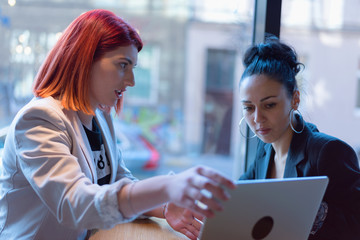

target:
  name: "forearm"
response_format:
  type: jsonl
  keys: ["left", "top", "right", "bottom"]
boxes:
{"left": 117, "top": 175, "right": 171, "bottom": 218}
{"left": 117, "top": 165, "right": 235, "bottom": 220}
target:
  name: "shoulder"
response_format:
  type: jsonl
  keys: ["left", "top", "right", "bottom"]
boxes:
{"left": 18, "top": 97, "right": 63, "bottom": 116}
{"left": 13, "top": 97, "right": 69, "bottom": 132}
{"left": 304, "top": 122, "right": 357, "bottom": 160}
{"left": 306, "top": 124, "right": 352, "bottom": 150}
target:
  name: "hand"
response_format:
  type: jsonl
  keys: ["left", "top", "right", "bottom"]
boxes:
{"left": 164, "top": 203, "right": 204, "bottom": 240}
{"left": 166, "top": 165, "right": 236, "bottom": 218}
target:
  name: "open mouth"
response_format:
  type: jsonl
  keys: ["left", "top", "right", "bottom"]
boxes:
{"left": 115, "top": 90, "right": 123, "bottom": 98}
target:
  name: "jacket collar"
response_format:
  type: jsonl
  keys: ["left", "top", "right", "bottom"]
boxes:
{"left": 260, "top": 118, "right": 315, "bottom": 178}
{"left": 70, "top": 110, "right": 97, "bottom": 182}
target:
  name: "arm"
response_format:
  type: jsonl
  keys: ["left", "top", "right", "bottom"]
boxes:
{"left": 311, "top": 139, "right": 360, "bottom": 239}
{"left": 117, "top": 166, "right": 235, "bottom": 218}
{"left": 15, "top": 105, "right": 133, "bottom": 229}
{"left": 117, "top": 166, "right": 236, "bottom": 239}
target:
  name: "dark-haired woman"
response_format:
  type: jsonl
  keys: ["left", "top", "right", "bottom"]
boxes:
{"left": 238, "top": 36, "right": 360, "bottom": 239}
{"left": 0, "top": 9, "right": 235, "bottom": 240}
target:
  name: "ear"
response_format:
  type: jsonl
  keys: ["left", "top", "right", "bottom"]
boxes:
{"left": 291, "top": 90, "right": 300, "bottom": 110}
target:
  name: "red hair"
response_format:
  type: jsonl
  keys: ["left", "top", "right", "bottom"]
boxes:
{"left": 33, "top": 9, "right": 143, "bottom": 115}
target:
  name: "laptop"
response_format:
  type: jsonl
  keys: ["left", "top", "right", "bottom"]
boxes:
{"left": 199, "top": 176, "right": 329, "bottom": 240}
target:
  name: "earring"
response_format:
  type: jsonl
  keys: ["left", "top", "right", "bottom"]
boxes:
{"left": 239, "top": 117, "right": 256, "bottom": 139}
{"left": 289, "top": 109, "right": 305, "bottom": 134}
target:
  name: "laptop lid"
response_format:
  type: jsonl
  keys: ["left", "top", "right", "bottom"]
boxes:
{"left": 199, "top": 176, "right": 329, "bottom": 240}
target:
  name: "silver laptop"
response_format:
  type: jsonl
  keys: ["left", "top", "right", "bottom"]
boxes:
{"left": 199, "top": 176, "right": 329, "bottom": 240}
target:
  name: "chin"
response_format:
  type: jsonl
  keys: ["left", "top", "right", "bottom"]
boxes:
{"left": 258, "top": 136, "right": 274, "bottom": 144}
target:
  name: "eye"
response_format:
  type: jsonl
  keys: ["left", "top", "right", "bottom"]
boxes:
{"left": 243, "top": 105, "right": 254, "bottom": 112}
{"left": 118, "top": 62, "right": 128, "bottom": 69}
{"left": 265, "top": 103, "right": 276, "bottom": 109}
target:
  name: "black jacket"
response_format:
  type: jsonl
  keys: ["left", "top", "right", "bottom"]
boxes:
{"left": 240, "top": 121, "right": 360, "bottom": 240}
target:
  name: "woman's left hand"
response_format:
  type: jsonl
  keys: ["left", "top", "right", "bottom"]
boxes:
{"left": 164, "top": 202, "right": 204, "bottom": 240}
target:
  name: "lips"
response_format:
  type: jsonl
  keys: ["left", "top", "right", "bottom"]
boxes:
{"left": 115, "top": 89, "right": 125, "bottom": 99}
{"left": 256, "top": 127, "right": 271, "bottom": 135}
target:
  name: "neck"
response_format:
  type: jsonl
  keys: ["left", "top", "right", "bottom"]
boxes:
{"left": 272, "top": 126, "right": 294, "bottom": 159}
{"left": 78, "top": 111, "right": 93, "bottom": 130}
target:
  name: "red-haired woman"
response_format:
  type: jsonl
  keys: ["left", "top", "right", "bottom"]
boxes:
{"left": 0, "top": 9, "right": 235, "bottom": 240}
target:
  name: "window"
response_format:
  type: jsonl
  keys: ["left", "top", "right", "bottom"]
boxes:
{"left": 281, "top": 0, "right": 360, "bottom": 157}
{"left": 0, "top": 0, "right": 255, "bottom": 179}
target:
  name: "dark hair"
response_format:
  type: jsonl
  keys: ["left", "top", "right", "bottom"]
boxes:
{"left": 240, "top": 35, "right": 303, "bottom": 97}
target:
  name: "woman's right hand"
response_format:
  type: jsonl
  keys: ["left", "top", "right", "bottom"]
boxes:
{"left": 166, "top": 165, "right": 236, "bottom": 218}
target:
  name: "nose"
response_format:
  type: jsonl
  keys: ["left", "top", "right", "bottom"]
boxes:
{"left": 125, "top": 69, "right": 135, "bottom": 87}
{"left": 253, "top": 108, "right": 265, "bottom": 123}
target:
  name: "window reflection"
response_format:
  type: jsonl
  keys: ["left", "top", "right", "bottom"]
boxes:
{"left": 0, "top": 0, "right": 255, "bottom": 179}
{"left": 281, "top": 0, "right": 360, "bottom": 159}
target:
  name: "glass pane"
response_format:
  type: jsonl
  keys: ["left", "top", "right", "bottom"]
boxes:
{"left": 0, "top": 0, "right": 255, "bottom": 180}
{"left": 281, "top": 0, "right": 360, "bottom": 159}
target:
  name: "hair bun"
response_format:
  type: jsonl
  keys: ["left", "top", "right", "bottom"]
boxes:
{"left": 241, "top": 35, "right": 304, "bottom": 96}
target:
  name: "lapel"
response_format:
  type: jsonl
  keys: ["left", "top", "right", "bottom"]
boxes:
{"left": 283, "top": 125, "right": 309, "bottom": 178}
{"left": 259, "top": 123, "right": 310, "bottom": 178}
{"left": 95, "top": 110, "right": 117, "bottom": 183}
{"left": 46, "top": 97, "right": 97, "bottom": 183}
{"left": 259, "top": 143, "right": 273, "bottom": 179}
{"left": 67, "top": 110, "right": 97, "bottom": 183}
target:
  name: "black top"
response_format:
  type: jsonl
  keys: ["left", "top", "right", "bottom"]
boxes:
{"left": 83, "top": 118, "right": 111, "bottom": 185}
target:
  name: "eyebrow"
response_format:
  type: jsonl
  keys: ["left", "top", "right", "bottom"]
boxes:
{"left": 241, "top": 95, "right": 277, "bottom": 103}
{"left": 122, "top": 57, "right": 133, "bottom": 65}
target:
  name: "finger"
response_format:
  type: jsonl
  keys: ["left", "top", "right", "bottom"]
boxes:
{"left": 191, "top": 201, "right": 215, "bottom": 218}
{"left": 183, "top": 209, "right": 204, "bottom": 227}
{"left": 203, "top": 180, "right": 232, "bottom": 201}
{"left": 185, "top": 222, "right": 201, "bottom": 238}
{"left": 191, "top": 176, "right": 231, "bottom": 201}
{"left": 196, "top": 195, "right": 224, "bottom": 213}
{"left": 181, "top": 196, "right": 215, "bottom": 218}
{"left": 191, "top": 218, "right": 202, "bottom": 231}
{"left": 196, "top": 166, "right": 236, "bottom": 189}
{"left": 180, "top": 228, "right": 197, "bottom": 240}
{"left": 192, "top": 211, "right": 204, "bottom": 222}
{"left": 186, "top": 186, "right": 223, "bottom": 211}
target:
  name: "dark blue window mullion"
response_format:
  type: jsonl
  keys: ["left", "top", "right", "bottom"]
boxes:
{"left": 244, "top": 0, "right": 282, "bottom": 171}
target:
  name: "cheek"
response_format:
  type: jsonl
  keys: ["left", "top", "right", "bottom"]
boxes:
{"left": 244, "top": 114, "right": 255, "bottom": 128}
{"left": 271, "top": 110, "right": 290, "bottom": 130}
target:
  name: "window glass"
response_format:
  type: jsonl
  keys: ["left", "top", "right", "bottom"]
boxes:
{"left": 0, "top": 0, "right": 255, "bottom": 179}
{"left": 281, "top": 0, "right": 360, "bottom": 159}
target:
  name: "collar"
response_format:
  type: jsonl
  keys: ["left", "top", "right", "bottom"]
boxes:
{"left": 260, "top": 119, "right": 317, "bottom": 178}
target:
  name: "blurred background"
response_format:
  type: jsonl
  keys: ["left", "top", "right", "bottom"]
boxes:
{"left": 0, "top": 0, "right": 360, "bottom": 180}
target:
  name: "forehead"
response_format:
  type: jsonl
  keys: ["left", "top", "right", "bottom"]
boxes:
{"left": 102, "top": 45, "right": 138, "bottom": 62}
{"left": 240, "top": 74, "right": 287, "bottom": 101}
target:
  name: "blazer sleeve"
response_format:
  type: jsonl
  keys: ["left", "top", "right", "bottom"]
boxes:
{"left": 14, "top": 104, "right": 139, "bottom": 230}
{"left": 309, "top": 137, "right": 360, "bottom": 239}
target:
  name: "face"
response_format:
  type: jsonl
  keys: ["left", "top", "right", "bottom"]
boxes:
{"left": 89, "top": 44, "right": 138, "bottom": 111}
{"left": 239, "top": 74, "right": 299, "bottom": 144}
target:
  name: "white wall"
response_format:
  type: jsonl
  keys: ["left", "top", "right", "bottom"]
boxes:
{"left": 282, "top": 31, "right": 360, "bottom": 152}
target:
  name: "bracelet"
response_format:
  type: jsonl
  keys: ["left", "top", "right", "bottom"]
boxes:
{"left": 163, "top": 203, "right": 168, "bottom": 219}
{"left": 127, "top": 182, "right": 137, "bottom": 216}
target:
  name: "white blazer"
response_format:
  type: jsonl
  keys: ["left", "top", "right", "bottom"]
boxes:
{"left": 0, "top": 97, "right": 138, "bottom": 240}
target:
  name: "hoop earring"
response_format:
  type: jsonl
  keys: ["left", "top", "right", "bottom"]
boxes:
{"left": 289, "top": 109, "right": 305, "bottom": 134}
{"left": 239, "top": 117, "right": 256, "bottom": 139}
